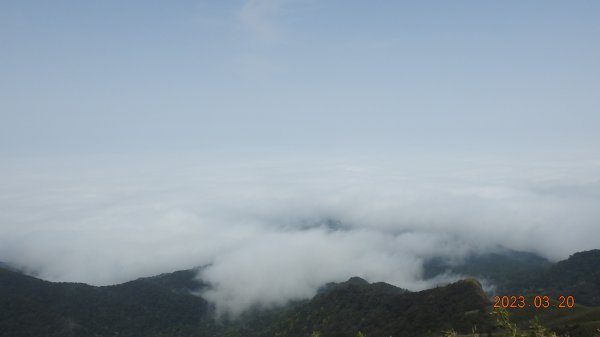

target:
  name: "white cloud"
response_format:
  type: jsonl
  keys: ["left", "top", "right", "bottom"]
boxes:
{"left": 0, "top": 152, "right": 599, "bottom": 314}
{"left": 198, "top": 228, "right": 448, "bottom": 316}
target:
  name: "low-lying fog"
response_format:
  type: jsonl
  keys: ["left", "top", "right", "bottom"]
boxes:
{"left": 1, "top": 152, "right": 598, "bottom": 316}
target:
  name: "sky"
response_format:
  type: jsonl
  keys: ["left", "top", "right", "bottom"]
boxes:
{"left": 2, "top": 0, "right": 600, "bottom": 156}
{"left": 1, "top": 0, "right": 600, "bottom": 316}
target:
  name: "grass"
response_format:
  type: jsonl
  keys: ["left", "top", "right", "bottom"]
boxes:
{"left": 310, "top": 308, "right": 600, "bottom": 337}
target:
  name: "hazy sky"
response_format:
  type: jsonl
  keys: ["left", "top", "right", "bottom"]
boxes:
{"left": 2, "top": 0, "right": 599, "bottom": 156}
{"left": 1, "top": 1, "right": 600, "bottom": 316}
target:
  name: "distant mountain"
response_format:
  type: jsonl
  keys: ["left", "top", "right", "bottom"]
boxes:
{"left": 424, "top": 249, "right": 600, "bottom": 306}
{"left": 423, "top": 249, "right": 552, "bottom": 284}
{"left": 1, "top": 250, "right": 599, "bottom": 337}
{"left": 135, "top": 267, "right": 209, "bottom": 294}
{"left": 234, "top": 278, "right": 492, "bottom": 337}
{"left": 0, "top": 266, "right": 492, "bottom": 337}
{"left": 0, "top": 261, "right": 25, "bottom": 274}
{"left": 0, "top": 266, "right": 215, "bottom": 337}
{"left": 507, "top": 249, "right": 600, "bottom": 306}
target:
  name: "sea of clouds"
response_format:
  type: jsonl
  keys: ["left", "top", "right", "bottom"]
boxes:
{"left": 1, "top": 152, "right": 599, "bottom": 316}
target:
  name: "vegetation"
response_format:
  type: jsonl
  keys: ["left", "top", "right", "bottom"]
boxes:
{"left": 1, "top": 249, "right": 599, "bottom": 337}
{"left": 425, "top": 250, "right": 600, "bottom": 307}
{"left": 0, "top": 267, "right": 492, "bottom": 337}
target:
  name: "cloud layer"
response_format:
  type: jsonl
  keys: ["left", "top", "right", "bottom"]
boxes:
{"left": 0, "top": 152, "right": 599, "bottom": 315}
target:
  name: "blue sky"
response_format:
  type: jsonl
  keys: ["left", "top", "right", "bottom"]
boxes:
{"left": 2, "top": 0, "right": 599, "bottom": 156}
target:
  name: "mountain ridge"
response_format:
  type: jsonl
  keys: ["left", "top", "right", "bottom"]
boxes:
{"left": 1, "top": 249, "right": 600, "bottom": 337}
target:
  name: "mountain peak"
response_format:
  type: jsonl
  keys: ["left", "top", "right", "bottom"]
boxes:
{"left": 345, "top": 276, "right": 369, "bottom": 286}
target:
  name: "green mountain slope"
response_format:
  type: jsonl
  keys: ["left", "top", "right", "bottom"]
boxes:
{"left": 424, "top": 249, "right": 600, "bottom": 306}
{"left": 526, "top": 250, "right": 600, "bottom": 306}
{"left": 0, "top": 266, "right": 493, "bottom": 337}
{"left": 1, "top": 249, "right": 599, "bottom": 337}
{"left": 253, "top": 278, "right": 492, "bottom": 337}
{"left": 0, "top": 266, "right": 215, "bottom": 337}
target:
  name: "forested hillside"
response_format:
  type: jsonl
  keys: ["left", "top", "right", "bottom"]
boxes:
{"left": 1, "top": 250, "right": 599, "bottom": 337}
